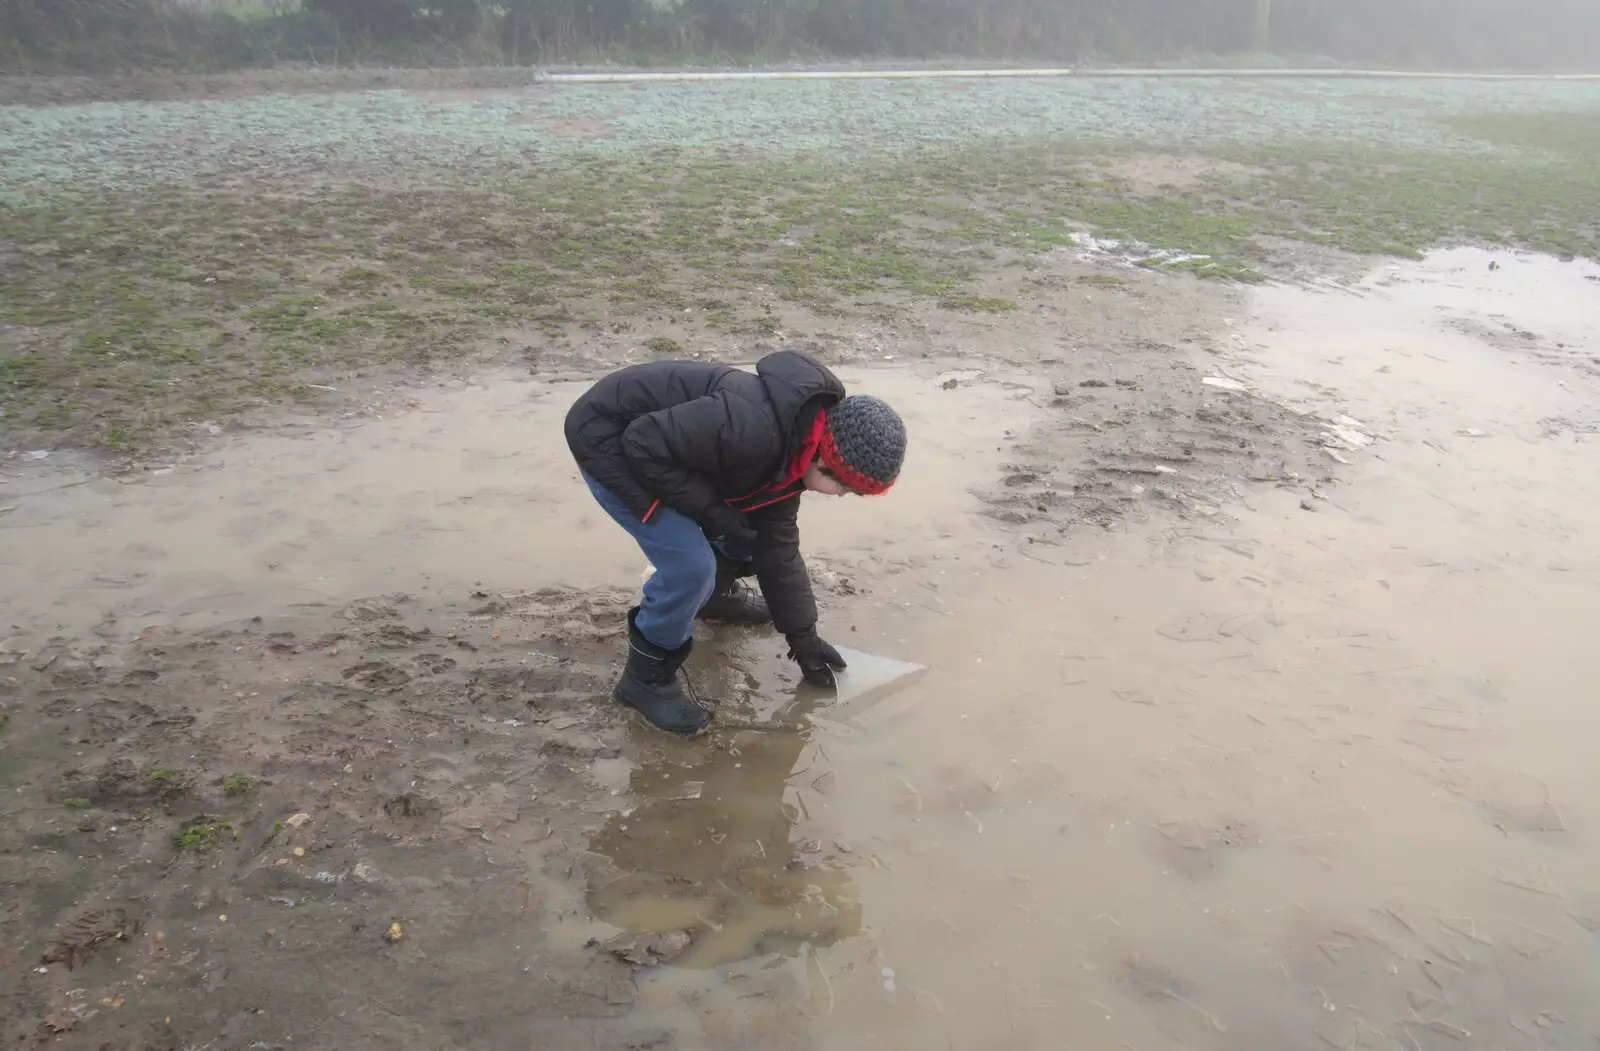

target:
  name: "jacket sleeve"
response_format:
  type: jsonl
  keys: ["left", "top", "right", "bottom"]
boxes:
{"left": 750, "top": 496, "right": 818, "bottom": 638}
{"left": 619, "top": 394, "right": 750, "bottom": 533}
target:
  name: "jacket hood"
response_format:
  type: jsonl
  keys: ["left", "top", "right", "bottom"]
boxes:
{"left": 756, "top": 349, "right": 846, "bottom": 465}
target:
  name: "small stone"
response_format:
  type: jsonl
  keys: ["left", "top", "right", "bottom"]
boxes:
{"left": 385, "top": 922, "right": 404, "bottom": 943}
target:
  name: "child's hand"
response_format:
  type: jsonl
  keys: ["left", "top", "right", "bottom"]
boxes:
{"left": 703, "top": 504, "right": 756, "bottom": 550}
{"left": 787, "top": 629, "right": 848, "bottom": 688}
{"left": 708, "top": 522, "right": 757, "bottom": 552}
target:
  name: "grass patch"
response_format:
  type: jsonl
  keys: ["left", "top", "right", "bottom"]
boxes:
{"left": 173, "top": 814, "right": 235, "bottom": 852}
{"left": 222, "top": 774, "right": 252, "bottom": 797}
{"left": 1443, "top": 112, "right": 1600, "bottom": 165}
{"left": 938, "top": 292, "right": 1019, "bottom": 313}
{"left": 338, "top": 266, "right": 385, "bottom": 288}
{"left": 3, "top": 116, "right": 1598, "bottom": 453}
{"left": 145, "top": 764, "right": 189, "bottom": 800}
{"left": 1144, "top": 257, "right": 1267, "bottom": 282}
{"left": 63, "top": 796, "right": 92, "bottom": 810}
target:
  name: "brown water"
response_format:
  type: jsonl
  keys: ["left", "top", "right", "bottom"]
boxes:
{"left": 4, "top": 249, "right": 1599, "bottom": 1049}
{"left": 581, "top": 250, "right": 1600, "bottom": 1050}
{"left": 0, "top": 366, "right": 1029, "bottom": 641}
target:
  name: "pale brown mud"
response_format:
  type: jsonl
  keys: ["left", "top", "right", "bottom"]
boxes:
{"left": 3, "top": 249, "right": 1599, "bottom": 1050}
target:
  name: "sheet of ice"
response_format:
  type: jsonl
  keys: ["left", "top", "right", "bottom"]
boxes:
{"left": 830, "top": 646, "right": 927, "bottom": 710}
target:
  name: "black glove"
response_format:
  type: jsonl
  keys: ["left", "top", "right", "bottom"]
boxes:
{"left": 703, "top": 504, "right": 757, "bottom": 551}
{"left": 787, "top": 628, "right": 848, "bottom": 688}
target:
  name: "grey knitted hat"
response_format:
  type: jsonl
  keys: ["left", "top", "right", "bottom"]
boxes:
{"left": 818, "top": 395, "right": 906, "bottom": 495}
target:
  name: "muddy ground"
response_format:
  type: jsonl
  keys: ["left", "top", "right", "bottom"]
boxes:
{"left": 6, "top": 247, "right": 1600, "bottom": 1050}
{"left": 5, "top": 73, "right": 1600, "bottom": 1051}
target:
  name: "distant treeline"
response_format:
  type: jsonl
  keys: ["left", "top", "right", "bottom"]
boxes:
{"left": 4, "top": 0, "right": 1599, "bottom": 73}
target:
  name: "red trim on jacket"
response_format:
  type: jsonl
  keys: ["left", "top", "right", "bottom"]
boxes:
{"left": 775, "top": 410, "right": 829, "bottom": 488}
{"left": 737, "top": 488, "right": 804, "bottom": 513}
{"left": 728, "top": 410, "right": 829, "bottom": 504}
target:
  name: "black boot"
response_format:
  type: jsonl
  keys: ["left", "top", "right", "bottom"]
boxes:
{"left": 615, "top": 610, "right": 710, "bottom": 735}
{"left": 697, "top": 560, "right": 772, "bottom": 625}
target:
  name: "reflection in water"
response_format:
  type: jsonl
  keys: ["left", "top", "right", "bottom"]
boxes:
{"left": 587, "top": 676, "right": 861, "bottom": 970}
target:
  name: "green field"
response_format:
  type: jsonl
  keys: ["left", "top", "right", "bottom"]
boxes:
{"left": 3, "top": 76, "right": 1598, "bottom": 451}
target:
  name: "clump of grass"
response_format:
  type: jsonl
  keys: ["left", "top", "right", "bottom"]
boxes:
{"left": 338, "top": 266, "right": 385, "bottom": 288}
{"left": 173, "top": 814, "right": 234, "bottom": 852}
{"left": 222, "top": 774, "right": 252, "bottom": 797}
{"left": 938, "top": 293, "right": 1018, "bottom": 313}
{"left": 643, "top": 336, "right": 682, "bottom": 354}
{"left": 145, "top": 764, "right": 188, "bottom": 799}
{"left": 1141, "top": 257, "right": 1266, "bottom": 282}
{"left": 63, "top": 797, "right": 92, "bottom": 810}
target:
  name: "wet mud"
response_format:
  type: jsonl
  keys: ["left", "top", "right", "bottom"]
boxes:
{"left": 4, "top": 248, "right": 1600, "bottom": 1050}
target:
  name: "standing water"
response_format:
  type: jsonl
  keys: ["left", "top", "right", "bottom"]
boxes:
{"left": 580, "top": 250, "right": 1600, "bottom": 1050}
{"left": 1, "top": 251, "right": 1597, "bottom": 1049}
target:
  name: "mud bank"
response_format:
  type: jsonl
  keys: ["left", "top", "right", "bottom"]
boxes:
{"left": 3, "top": 249, "right": 1599, "bottom": 1049}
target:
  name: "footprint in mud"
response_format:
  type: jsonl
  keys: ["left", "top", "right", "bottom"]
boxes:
{"left": 49, "top": 660, "right": 104, "bottom": 689}
{"left": 41, "top": 906, "right": 141, "bottom": 970}
{"left": 472, "top": 585, "right": 634, "bottom": 633}
{"left": 80, "top": 697, "right": 194, "bottom": 747}
{"left": 384, "top": 792, "right": 440, "bottom": 820}
{"left": 339, "top": 598, "right": 407, "bottom": 623}
{"left": 341, "top": 661, "right": 412, "bottom": 692}
{"left": 86, "top": 758, "right": 155, "bottom": 802}
{"left": 465, "top": 666, "right": 611, "bottom": 710}
{"left": 413, "top": 653, "right": 458, "bottom": 675}
{"left": 373, "top": 623, "right": 431, "bottom": 645}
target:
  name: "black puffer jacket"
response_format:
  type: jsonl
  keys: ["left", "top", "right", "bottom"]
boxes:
{"left": 564, "top": 350, "right": 846, "bottom": 636}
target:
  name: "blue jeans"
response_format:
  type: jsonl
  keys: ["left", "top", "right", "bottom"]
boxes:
{"left": 582, "top": 472, "right": 743, "bottom": 650}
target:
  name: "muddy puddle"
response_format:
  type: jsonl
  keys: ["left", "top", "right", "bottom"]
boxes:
{"left": 4, "top": 249, "right": 1600, "bottom": 1050}
{"left": 0, "top": 366, "right": 1032, "bottom": 641}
